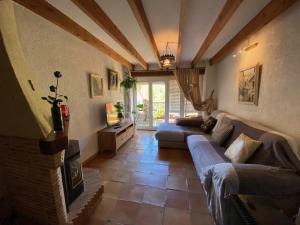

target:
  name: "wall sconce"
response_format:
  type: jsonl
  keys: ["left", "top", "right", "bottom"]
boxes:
{"left": 232, "top": 42, "right": 258, "bottom": 58}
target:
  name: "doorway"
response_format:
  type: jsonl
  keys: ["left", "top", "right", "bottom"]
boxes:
{"left": 133, "top": 76, "right": 197, "bottom": 130}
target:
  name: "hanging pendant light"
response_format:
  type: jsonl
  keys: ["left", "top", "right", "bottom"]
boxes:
{"left": 160, "top": 42, "right": 175, "bottom": 69}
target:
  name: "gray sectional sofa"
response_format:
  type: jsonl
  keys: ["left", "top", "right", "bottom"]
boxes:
{"left": 155, "top": 111, "right": 300, "bottom": 225}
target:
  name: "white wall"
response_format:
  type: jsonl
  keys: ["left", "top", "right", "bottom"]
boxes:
{"left": 215, "top": 1, "right": 300, "bottom": 147}
{"left": 14, "top": 3, "right": 127, "bottom": 161}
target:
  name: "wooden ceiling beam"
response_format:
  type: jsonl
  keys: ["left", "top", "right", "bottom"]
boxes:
{"left": 72, "top": 0, "right": 148, "bottom": 70}
{"left": 192, "top": 0, "right": 242, "bottom": 67}
{"left": 127, "top": 0, "right": 162, "bottom": 68}
{"left": 176, "top": 0, "right": 188, "bottom": 66}
{"left": 209, "top": 0, "right": 297, "bottom": 65}
{"left": 13, "top": 0, "right": 133, "bottom": 69}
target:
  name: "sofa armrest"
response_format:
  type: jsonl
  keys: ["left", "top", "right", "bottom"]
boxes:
{"left": 200, "top": 163, "right": 300, "bottom": 198}
{"left": 233, "top": 163, "right": 300, "bottom": 196}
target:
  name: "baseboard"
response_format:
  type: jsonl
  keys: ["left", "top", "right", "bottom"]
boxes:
{"left": 82, "top": 152, "right": 99, "bottom": 166}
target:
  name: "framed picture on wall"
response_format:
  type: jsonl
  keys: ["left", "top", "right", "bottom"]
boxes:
{"left": 90, "top": 73, "right": 104, "bottom": 98}
{"left": 108, "top": 69, "right": 118, "bottom": 90}
{"left": 238, "top": 64, "right": 261, "bottom": 105}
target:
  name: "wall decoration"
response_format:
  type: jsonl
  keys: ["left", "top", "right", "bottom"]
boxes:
{"left": 90, "top": 73, "right": 104, "bottom": 98}
{"left": 108, "top": 69, "right": 118, "bottom": 90}
{"left": 238, "top": 64, "right": 261, "bottom": 105}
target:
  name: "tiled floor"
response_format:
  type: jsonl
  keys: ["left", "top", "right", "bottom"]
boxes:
{"left": 84, "top": 131, "right": 215, "bottom": 225}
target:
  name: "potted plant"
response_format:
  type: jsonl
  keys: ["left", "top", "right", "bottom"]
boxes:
{"left": 120, "top": 72, "right": 137, "bottom": 89}
{"left": 114, "top": 102, "right": 124, "bottom": 120}
{"left": 41, "top": 71, "right": 68, "bottom": 133}
{"left": 136, "top": 103, "right": 144, "bottom": 112}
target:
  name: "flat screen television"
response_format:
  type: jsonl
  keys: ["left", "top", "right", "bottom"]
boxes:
{"left": 105, "top": 103, "right": 120, "bottom": 127}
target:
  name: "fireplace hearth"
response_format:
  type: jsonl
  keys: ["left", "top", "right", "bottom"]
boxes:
{"left": 61, "top": 140, "right": 84, "bottom": 211}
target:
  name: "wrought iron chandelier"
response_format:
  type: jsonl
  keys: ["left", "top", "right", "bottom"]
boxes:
{"left": 160, "top": 42, "right": 175, "bottom": 69}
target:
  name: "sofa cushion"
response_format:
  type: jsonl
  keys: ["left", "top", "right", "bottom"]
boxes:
{"left": 219, "top": 116, "right": 300, "bottom": 171}
{"left": 224, "top": 133, "right": 262, "bottom": 163}
{"left": 175, "top": 116, "right": 203, "bottom": 126}
{"left": 212, "top": 121, "right": 233, "bottom": 145}
{"left": 155, "top": 123, "right": 203, "bottom": 142}
{"left": 200, "top": 116, "right": 217, "bottom": 133}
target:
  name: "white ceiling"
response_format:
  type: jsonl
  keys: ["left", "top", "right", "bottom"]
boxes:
{"left": 180, "top": 0, "right": 226, "bottom": 64}
{"left": 96, "top": 0, "right": 157, "bottom": 63}
{"left": 203, "top": 0, "right": 271, "bottom": 59}
{"left": 142, "top": 0, "right": 181, "bottom": 57}
{"left": 46, "top": 0, "right": 272, "bottom": 68}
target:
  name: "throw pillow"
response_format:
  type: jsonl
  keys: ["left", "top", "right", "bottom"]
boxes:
{"left": 175, "top": 116, "right": 203, "bottom": 126}
{"left": 211, "top": 122, "right": 233, "bottom": 145}
{"left": 224, "top": 133, "right": 262, "bottom": 163}
{"left": 200, "top": 116, "right": 217, "bottom": 133}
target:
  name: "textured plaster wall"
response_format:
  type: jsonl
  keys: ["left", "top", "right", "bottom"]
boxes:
{"left": 216, "top": 1, "right": 300, "bottom": 147}
{"left": 14, "top": 3, "right": 126, "bottom": 161}
{"left": 203, "top": 63, "right": 218, "bottom": 100}
{"left": 0, "top": 0, "right": 52, "bottom": 138}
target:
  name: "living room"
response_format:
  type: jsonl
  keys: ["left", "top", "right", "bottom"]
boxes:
{"left": 0, "top": 0, "right": 300, "bottom": 225}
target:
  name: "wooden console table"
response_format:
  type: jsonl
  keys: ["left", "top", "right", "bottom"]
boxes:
{"left": 98, "top": 121, "right": 135, "bottom": 153}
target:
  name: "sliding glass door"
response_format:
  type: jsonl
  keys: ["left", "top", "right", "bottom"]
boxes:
{"left": 152, "top": 82, "right": 166, "bottom": 127}
{"left": 135, "top": 82, "right": 150, "bottom": 129}
{"left": 134, "top": 77, "right": 199, "bottom": 130}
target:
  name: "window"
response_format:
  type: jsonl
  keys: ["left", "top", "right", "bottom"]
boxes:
{"left": 168, "top": 80, "right": 181, "bottom": 123}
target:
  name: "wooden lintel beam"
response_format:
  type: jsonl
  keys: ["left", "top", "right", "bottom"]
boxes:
{"left": 72, "top": 0, "right": 148, "bottom": 70}
{"left": 127, "top": 0, "right": 162, "bottom": 68}
{"left": 176, "top": 0, "right": 188, "bottom": 66}
{"left": 209, "top": 0, "right": 297, "bottom": 65}
{"left": 131, "top": 67, "right": 205, "bottom": 77}
{"left": 13, "top": 0, "right": 133, "bottom": 70}
{"left": 192, "top": 0, "right": 242, "bottom": 66}
{"left": 131, "top": 70, "right": 174, "bottom": 77}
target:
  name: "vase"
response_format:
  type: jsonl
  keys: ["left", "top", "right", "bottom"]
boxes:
{"left": 51, "top": 103, "right": 64, "bottom": 133}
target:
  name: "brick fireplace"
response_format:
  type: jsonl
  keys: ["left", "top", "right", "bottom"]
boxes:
{"left": 0, "top": 135, "right": 67, "bottom": 225}
{"left": 0, "top": 126, "right": 104, "bottom": 225}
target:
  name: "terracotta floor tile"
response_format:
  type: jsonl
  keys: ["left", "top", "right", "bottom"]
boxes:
{"left": 134, "top": 204, "right": 164, "bottom": 225}
{"left": 91, "top": 197, "right": 118, "bottom": 221}
{"left": 187, "top": 178, "right": 205, "bottom": 193}
{"left": 120, "top": 160, "right": 138, "bottom": 171}
{"left": 112, "top": 152, "right": 129, "bottom": 161}
{"left": 165, "top": 190, "right": 189, "bottom": 210}
{"left": 99, "top": 168, "right": 117, "bottom": 182}
{"left": 163, "top": 207, "right": 191, "bottom": 225}
{"left": 109, "top": 200, "right": 141, "bottom": 224}
{"left": 136, "top": 162, "right": 154, "bottom": 173}
{"left": 190, "top": 211, "right": 214, "bottom": 225}
{"left": 189, "top": 193, "right": 209, "bottom": 213}
{"left": 102, "top": 181, "right": 124, "bottom": 199}
{"left": 112, "top": 169, "right": 132, "bottom": 183}
{"left": 147, "top": 174, "right": 167, "bottom": 189}
{"left": 169, "top": 165, "right": 188, "bottom": 177}
{"left": 119, "top": 184, "right": 146, "bottom": 203}
{"left": 127, "top": 152, "right": 144, "bottom": 162}
{"left": 166, "top": 175, "right": 187, "bottom": 191}
{"left": 141, "top": 155, "right": 157, "bottom": 164}
{"left": 143, "top": 187, "right": 167, "bottom": 207}
{"left": 129, "top": 172, "right": 149, "bottom": 185}
{"left": 85, "top": 131, "right": 211, "bottom": 225}
{"left": 187, "top": 167, "right": 199, "bottom": 179}
{"left": 152, "top": 164, "right": 169, "bottom": 175}
{"left": 98, "top": 159, "right": 122, "bottom": 170}
{"left": 85, "top": 218, "right": 106, "bottom": 225}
